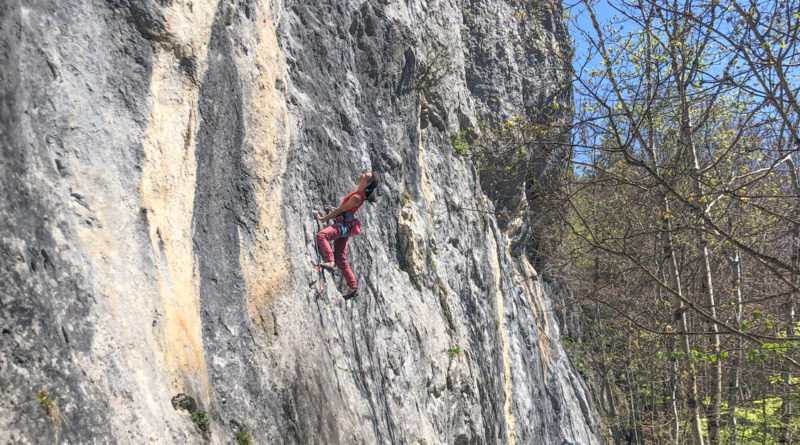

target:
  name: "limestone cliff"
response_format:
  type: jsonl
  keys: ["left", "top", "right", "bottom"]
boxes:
{"left": 1, "top": 0, "right": 602, "bottom": 443}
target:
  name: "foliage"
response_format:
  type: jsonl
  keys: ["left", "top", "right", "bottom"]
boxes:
{"left": 191, "top": 410, "right": 210, "bottom": 434}
{"left": 414, "top": 48, "right": 452, "bottom": 96}
{"left": 37, "top": 389, "right": 64, "bottom": 431}
{"left": 402, "top": 191, "right": 412, "bottom": 207}
{"left": 236, "top": 429, "right": 252, "bottom": 445}
{"left": 706, "top": 399, "right": 800, "bottom": 444}
{"left": 465, "top": 0, "right": 800, "bottom": 442}
{"left": 546, "top": 0, "right": 800, "bottom": 441}
{"left": 37, "top": 390, "right": 54, "bottom": 410}
{"left": 450, "top": 131, "right": 469, "bottom": 155}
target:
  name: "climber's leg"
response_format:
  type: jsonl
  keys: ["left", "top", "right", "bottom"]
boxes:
{"left": 333, "top": 237, "right": 357, "bottom": 291}
{"left": 316, "top": 225, "right": 341, "bottom": 266}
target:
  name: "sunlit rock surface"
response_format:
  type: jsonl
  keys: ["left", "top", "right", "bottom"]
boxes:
{"left": 1, "top": 0, "right": 602, "bottom": 443}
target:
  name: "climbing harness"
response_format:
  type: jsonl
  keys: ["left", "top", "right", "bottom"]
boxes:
{"left": 336, "top": 214, "right": 351, "bottom": 237}
{"left": 334, "top": 212, "right": 361, "bottom": 238}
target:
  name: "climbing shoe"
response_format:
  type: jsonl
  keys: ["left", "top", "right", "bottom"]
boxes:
{"left": 343, "top": 288, "right": 358, "bottom": 300}
{"left": 319, "top": 261, "right": 335, "bottom": 271}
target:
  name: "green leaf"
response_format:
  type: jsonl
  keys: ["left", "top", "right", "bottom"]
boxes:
{"left": 721, "top": 350, "right": 729, "bottom": 359}
{"left": 749, "top": 349, "right": 758, "bottom": 361}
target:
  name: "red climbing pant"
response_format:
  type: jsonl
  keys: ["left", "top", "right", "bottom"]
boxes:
{"left": 316, "top": 223, "right": 357, "bottom": 290}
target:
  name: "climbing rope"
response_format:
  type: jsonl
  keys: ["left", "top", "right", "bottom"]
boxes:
{"left": 296, "top": 116, "right": 332, "bottom": 301}
{"left": 313, "top": 218, "right": 331, "bottom": 301}
{"left": 296, "top": 116, "right": 359, "bottom": 366}
{"left": 296, "top": 113, "right": 383, "bottom": 441}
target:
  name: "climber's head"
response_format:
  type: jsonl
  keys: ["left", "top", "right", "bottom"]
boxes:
{"left": 358, "top": 172, "right": 379, "bottom": 202}
{"left": 357, "top": 172, "right": 373, "bottom": 188}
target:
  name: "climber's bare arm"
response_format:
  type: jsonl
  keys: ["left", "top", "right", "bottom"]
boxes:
{"left": 314, "top": 195, "right": 363, "bottom": 221}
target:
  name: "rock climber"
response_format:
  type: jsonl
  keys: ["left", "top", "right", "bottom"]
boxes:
{"left": 314, "top": 172, "right": 378, "bottom": 300}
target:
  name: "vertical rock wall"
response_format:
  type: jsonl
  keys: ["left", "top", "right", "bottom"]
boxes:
{"left": 1, "top": 0, "right": 602, "bottom": 443}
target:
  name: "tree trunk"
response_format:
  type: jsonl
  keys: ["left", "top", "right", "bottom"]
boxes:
{"left": 779, "top": 156, "right": 799, "bottom": 443}
{"left": 663, "top": 196, "right": 705, "bottom": 445}
{"left": 699, "top": 238, "right": 723, "bottom": 445}
{"left": 674, "top": 39, "right": 718, "bottom": 442}
{"left": 764, "top": 397, "right": 769, "bottom": 444}
{"left": 668, "top": 330, "right": 681, "bottom": 444}
{"left": 727, "top": 250, "right": 743, "bottom": 445}
{"left": 659, "top": 254, "right": 681, "bottom": 444}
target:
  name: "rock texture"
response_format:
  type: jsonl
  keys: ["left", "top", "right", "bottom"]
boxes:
{"left": 1, "top": 0, "right": 602, "bottom": 443}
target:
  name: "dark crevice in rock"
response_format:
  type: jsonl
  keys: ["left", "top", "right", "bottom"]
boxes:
{"left": 179, "top": 55, "right": 197, "bottom": 81}
{"left": 396, "top": 48, "right": 415, "bottom": 97}
{"left": 192, "top": 0, "right": 265, "bottom": 432}
{"left": 111, "top": 0, "right": 170, "bottom": 42}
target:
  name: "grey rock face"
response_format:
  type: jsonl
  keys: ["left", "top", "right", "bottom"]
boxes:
{"left": 1, "top": 0, "right": 602, "bottom": 444}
